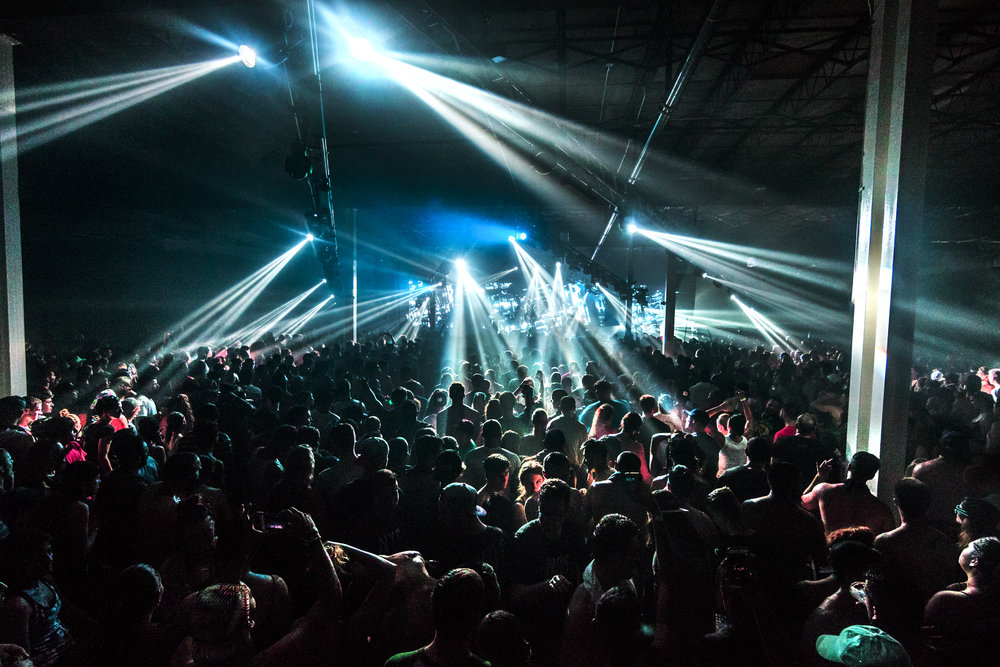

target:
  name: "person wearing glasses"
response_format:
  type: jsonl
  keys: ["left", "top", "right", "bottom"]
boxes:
{"left": 953, "top": 497, "right": 1000, "bottom": 549}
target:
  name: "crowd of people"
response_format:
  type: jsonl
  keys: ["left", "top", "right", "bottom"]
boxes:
{"left": 0, "top": 328, "right": 998, "bottom": 666}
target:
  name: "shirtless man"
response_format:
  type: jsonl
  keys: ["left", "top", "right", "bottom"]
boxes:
{"left": 912, "top": 431, "right": 972, "bottom": 534}
{"left": 801, "top": 451, "right": 895, "bottom": 536}
{"left": 873, "top": 478, "right": 959, "bottom": 605}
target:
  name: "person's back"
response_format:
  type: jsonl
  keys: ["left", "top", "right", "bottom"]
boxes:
{"left": 509, "top": 480, "right": 586, "bottom": 664}
{"left": 548, "top": 396, "right": 587, "bottom": 467}
{"left": 637, "top": 394, "right": 671, "bottom": 450}
{"left": 874, "top": 478, "right": 960, "bottom": 605}
{"left": 877, "top": 521, "right": 958, "bottom": 603}
{"left": 563, "top": 515, "right": 642, "bottom": 667}
{"left": 584, "top": 470, "right": 648, "bottom": 529}
{"left": 716, "top": 435, "right": 770, "bottom": 502}
{"left": 617, "top": 414, "right": 652, "bottom": 486}
{"left": 95, "top": 564, "right": 181, "bottom": 667}
{"left": 462, "top": 421, "right": 520, "bottom": 490}
{"left": 741, "top": 463, "right": 827, "bottom": 586}
{"left": 688, "top": 378, "right": 717, "bottom": 411}
{"left": 579, "top": 381, "right": 629, "bottom": 427}
{"left": 431, "top": 483, "right": 505, "bottom": 578}
{"left": 93, "top": 439, "right": 149, "bottom": 573}
{"left": 385, "top": 568, "right": 489, "bottom": 667}
{"left": 399, "top": 436, "right": 444, "bottom": 554}
{"left": 797, "top": 542, "right": 880, "bottom": 667}
{"left": 803, "top": 452, "right": 895, "bottom": 536}
{"left": 0, "top": 395, "right": 34, "bottom": 473}
{"left": 442, "top": 383, "right": 483, "bottom": 440}
{"left": 716, "top": 414, "right": 748, "bottom": 478}
{"left": 815, "top": 481, "right": 895, "bottom": 535}
{"left": 665, "top": 465, "right": 719, "bottom": 551}
{"left": 913, "top": 431, "right": 971, "bottom": 533}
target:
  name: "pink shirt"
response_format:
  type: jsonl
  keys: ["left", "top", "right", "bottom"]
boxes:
{"left": 64, "top": 441, "right": 87, "bottom": 464}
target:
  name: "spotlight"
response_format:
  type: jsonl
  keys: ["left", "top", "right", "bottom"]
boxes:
{"left": 730, "top": 294, "right": 737, "bottom": 301}
{"left": 518, "top": 232, "right": 527, "bottom": 241}
{"left": 702, "top": 272, "right": 709, "bottom": 279}
{"left": 238, "top": 45, "right": 257, "bottom": 69}
{"left": 322, "top": 278, "right": 327, "bottom": 283}
{"left": 349, "top": 37, "right": 376, "bottom": 62}
{"left": 555, "top": 262, "right": 561, "bottom": 268}
{"left": 530, "top": 150, "right": 557, "bottom": 175}
{"left": 284, "top": 142, "right": 312, "bottom": 180}
{"left": 626, "top": 222, "right": 638, "bottom": 234}
{"left": 306, "top": 233, "right": 314, "bottom": 242}
{"left": 455, "top": 258, "right": 467, "bottom": 271}
{"left": 508, "top": 235, "right": 515, "bottom": 243}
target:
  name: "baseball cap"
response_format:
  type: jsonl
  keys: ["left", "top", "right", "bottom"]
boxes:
{"left": 440, "top": 482, "right": 487, "bottom": 517}
{"left": 686, "top": 408, "right": 709, "bottom": 423}
{"left": 816, "top": 625, "right": 910, "bottom": 666}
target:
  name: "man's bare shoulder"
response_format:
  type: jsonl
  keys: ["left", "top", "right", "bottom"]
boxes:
{"left": 588, "top": 479, "right": 612, "bottom": 496}
{"left": 812, "top": 482, "right": 840, "bottom": 496}
{"left": 873, "top": 526, "right": 907, "bottom": 552}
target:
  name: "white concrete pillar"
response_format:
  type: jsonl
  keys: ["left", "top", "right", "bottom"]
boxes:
{"left": 0, "top": 35, "right": 25, "bottom": 396}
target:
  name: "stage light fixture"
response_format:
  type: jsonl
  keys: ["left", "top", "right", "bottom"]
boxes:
{"left": 284, "top": 142, "right": 312, "bottom": 180}
{"left": 349, "top": 37, "right": 376, "bottom": 62}
{"left": 518, "top": 232, "right": 527, "bottom": 241}
{"left": 238, "top": 45, "right": 257, "bottom": 68}
{"left": 626, "top": 222, "right": 638, "bottom": 234}
{"left": 455, "top": 258, "right": 467, "bottom": 271}
{"left": 702, "top": 272, "right": 709, "bottom": 279}
{"left": 730, "top": 294, "right": 737, "bottom": 301}
{"left": 322, "top": 279, "right": 327, "bottom": 283}
{"left": 306, "top": 233, "right": 315, "bottom": 242}
{"left": 556, "top": 262, "right": 561, "bottom": 268}
{"left": 508, "top": 235, "right": 515, "bottom": 243}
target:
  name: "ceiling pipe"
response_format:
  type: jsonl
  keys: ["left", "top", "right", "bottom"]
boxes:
{"left": 590, "top": 0, "right": 732, "bottom": 261}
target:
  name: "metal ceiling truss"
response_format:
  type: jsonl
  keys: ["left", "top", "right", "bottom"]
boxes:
{"left": 671, "top": 0, "right": 794, "bottom": 156}
{"left": 761, "top": 6, "right": 1000, "bottom": 175}
{"left": 709, "top": 14, "right": 870, "bottom": 169}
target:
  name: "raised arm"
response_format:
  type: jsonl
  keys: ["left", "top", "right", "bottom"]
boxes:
{"left": 281, "top": 509, "right": 341, "bottom": 610}
{"left": 801, "top": 460, "right": 834, "bottom": 509}
{"left": 739, "top": 392, "right": 755, "bottom": 434}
